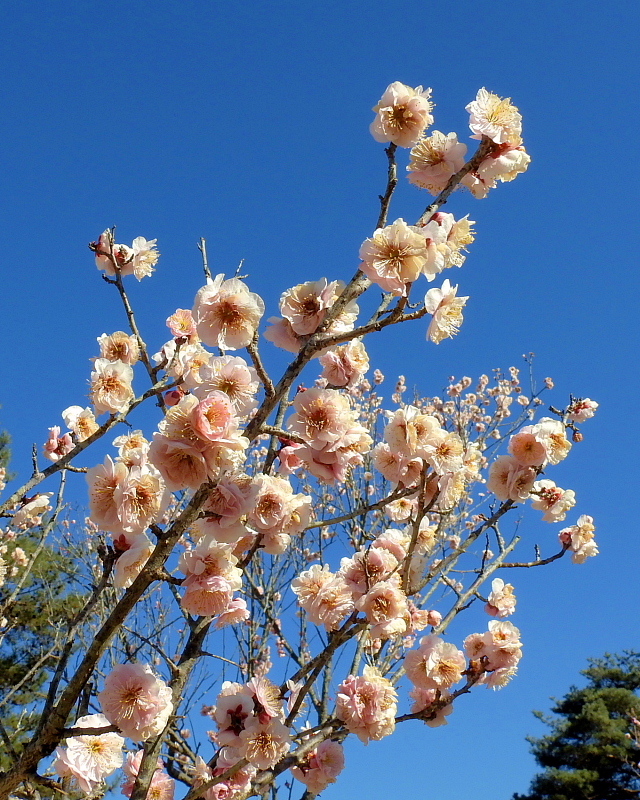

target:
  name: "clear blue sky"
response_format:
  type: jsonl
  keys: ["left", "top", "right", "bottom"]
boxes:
{"left": 1, "top": 1, "right": 639, "bottom": 797}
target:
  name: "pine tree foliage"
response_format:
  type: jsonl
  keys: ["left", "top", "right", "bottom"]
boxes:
{"left": 514, "top": 653, "right": 640, "bottom": 800}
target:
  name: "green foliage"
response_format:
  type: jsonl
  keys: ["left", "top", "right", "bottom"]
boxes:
{"left": 514, "top": 653, "right": 640, "bottom": 800}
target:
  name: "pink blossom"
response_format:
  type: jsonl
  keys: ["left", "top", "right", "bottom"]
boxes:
{"left": 249, "top": 474, "right": 312, "bottom": 539}
{"left": 97, "top": 331, "right": 140, "bottom": 365}
{"left": 62, "top": 406, "right": 99, "bottom": 441}
{"left": 130, "top": 237, "right": 160, "bottom": 280}
{"left": 292, "top": 565, "right": 355, "bottom": 630}
{"left": 166, "top": 308, "right": 197, "bottom": 340}
{"left": 11, "top": 493, "right": 53, "bottom": 529}
{"left": 90, "top": 358, "right": 135, "bottom": 415}
{"left": 466, "top": 88, "right": 522, "bottom": 146}
{"left": 53, "top": 713, "right": 124, "bottom": 795}
{"left": 319, "top": 339, "right": 369, "bottom": 388}
{"left": 339, "top": 547, "right": 399, "bottom": 598}
{"left": 335, "top": 665, "right": 397, "bottom": 743}
{"left": 359, "top": 219, "right": 430, "bottom": 295}
{"left": 531, "top": 479, "right": 576, "bottom": 522}
{"left": 181, "top": 574, "right": 234, "bottom": 616}
{"left": 215, "top": 597, "right": 250, "bottom": 628}
{"left": 238, "top": 718, "right": 291, "bottom": 769}
{"left": 147, "top": 435, "right": 215, "bottom": 491}
{"left": 485, "top": 578, "right": 517, "bottom": 617}
{"left": 191, "top": 392, "right": 238, "bottom": 444}
{"left": 356, "top": 580, "right": 409, "bottom": 639}
{"left": 193, "top": 274, "right": 264, "bottom": 350}
{"left": 192, "top": 356, "right": 259, "bottom": 417}
{"left": 113, "top": 533, "right": 154, "bottom": 589}
{"left": 43, "top": 426, "right": 74, "bottom": 462}
{"left": 87, "top": 456, "right": 130, "bottom": 533}
{"left": 291, "top": 740, "right": 345, "bottom": 793}
{"left": 407, "top": 131, "right": 468, "bottom": 195}
{"left": 404, "top": 635, "right": 466, "bottom": 690}
{"left": 559, "top": 514, "right": 598, "bottom": 564}
{"left": 409, "top": 687, "right": 453, "bottom": 727}
{"left": 279, "top": 278, "right": 344, "bottom": 335}
{"left": 99, "top": 663, "right": 173, "bottom": 741}
{"left": 425, "top": 279, "right": 468, "bottom": 343}
{"left": 487, "top": 455, "right": 536, "bottom": 502}
{"left": 370, "top": 82, "right": 434, "bottom": 148}
{"left": 122, "top": 750, "right": 175, "bottom": 800}
{"left": 567, "top": 397, "right": 598, "bottom": 423}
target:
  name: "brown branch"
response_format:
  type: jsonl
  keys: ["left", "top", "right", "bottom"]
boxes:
{"left": 247, "top": 333, "right": 275, "bottom": 398}
{"left": 376, "top": 143, "right": 398, "bottom": 229}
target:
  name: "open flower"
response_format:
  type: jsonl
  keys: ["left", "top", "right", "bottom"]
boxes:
{"left": 193, "top": 274, "right": 264, "bottom": 350}
{"left": 62, "top": 405, "right": 99, "bottom": 441}
{"left": 90, "top": 359, "right": 135, "bottom": 415}
{"left": 360, "top": 218, "right": 430, "bottom": 294}
{"left": 99, "top": 663, "right": 173, "bottom": 741}
{"left": 407, "top": 131, "right": 468, "bottom": 194}
{"left": 424, "top": 279, "right": 468, "bottom": 343}
{"left": 53, "top": 713, "right": 124, "bottom": 795}
{"left": 466, "top": 88, "right": 522, "bottom": 146}
{"left": 335, "top": 666, "right": 397, "bottom": 743}
{"left": 371, "top": 82, "right": 434, "bottom": 148}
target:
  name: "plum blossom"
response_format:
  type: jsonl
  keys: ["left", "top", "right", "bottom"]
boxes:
{"left": 192, "top": 356, "right": 259, "bottom": 416}
{"left": 130, "top": 237, "right": 160, "bottom": 279}
{"left": 291, "top": 564, "right": 355, "bottom": 630}
{"left": 53, "top": 713, "right": 124, "bottom": 795}
{"left": 291, "top": 740, "right": 345, "bottom": 793}
{"left": 193, "top": 274, "right": 264, "bottom": 350}
{"left": 90, "top": 359, "right": 135, "bottom": 415}
{"left": 466, "top": 88, "right": 522, "bottom": 146}
{"left": 43, "top": 426, "right": 74, "bottom": 462}
{"left": 567, "top": 397, "right": 598, "bottom": 423}
{"left": 97, "top": 331, "right": 140, "bottom": 364}
{"left": 404, "top": 635, "right": 466, "bottom": 690}
{"left": 531, "top": 479, "right": 576, "bottom": 522}
{"left": 166, "top": 308, "right": 198, "bottom": 340}
{"left": 356, "top": 580, "right": 409, "bottom": 639}
{"left": 359, "top": 219, "right": 429, "bottom": 295}
{"left": 409, "top": 687, "right": 454, "bottom": 727}
{"left": 98, "top": 663, "right": 173, "bottom": 741}
{"left": 238, "top": 718, "right": 291, "bottom": 769}
{"left": 248, "top": 474, "right": 312, "bottom": 551}
{"left": 122, "top": 750, "right": 175, "bottom": 800}
{"left": 407, "top": 131, "right": 467, "bottom": 194}
{"left": 464, "top": 620, "right": 523, "bottom": 687}
{"left": 62, "top": 405, "right": 99, "bottom": 441}
{"left": 279, "top": 279, "right": 344, "bottom": 336}
{"left": 319, "top": 339, "right": 369, "bottom": 388}
{"left": 92, "top": 231, "right": 159, "bottom": 280}
{"left": 335, "top": 665, "right": 397, "bottom": 743}
{"left": 559, "top": 515, "right": 598, "bottom": 564}
{"left": 264, "top": 279, "right": 359, "bottom": 352}
{"left": 487, "top": 455, "right": 536, "bottom": 502}
{"left": 370, "top": 82, "right": 434, "bottom": 148}
{"left": 113, "top": 533, "right": 154, "bottom": 589}
{"left": 11, "top": 493, "right": 53, "bottom": 529}
{"left": 425, "top": 279, "right": 468, "bottom": 343}
{"left": 485, "top": 578, "right": 517, "bottom": 617}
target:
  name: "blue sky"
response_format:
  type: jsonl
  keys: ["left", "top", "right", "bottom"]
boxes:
{"left": 1, "top": 0, "right": 639, "bottom": 797}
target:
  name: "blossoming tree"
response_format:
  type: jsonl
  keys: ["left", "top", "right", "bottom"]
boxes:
{"left": 0, "top": 82, "right": 599, "bottom": 800}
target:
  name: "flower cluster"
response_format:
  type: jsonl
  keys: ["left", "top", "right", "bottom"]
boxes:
{"left": 335, "top": 665, "right": 398, "bottom": 743}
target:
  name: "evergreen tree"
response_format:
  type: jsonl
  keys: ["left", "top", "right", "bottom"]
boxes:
{"left": 515, "top": 653, "right": 640, "bottom": 800}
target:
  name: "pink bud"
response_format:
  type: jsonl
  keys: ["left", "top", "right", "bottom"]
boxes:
{"left": 426, "top": 610, "right": 442, "bottom": 626}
